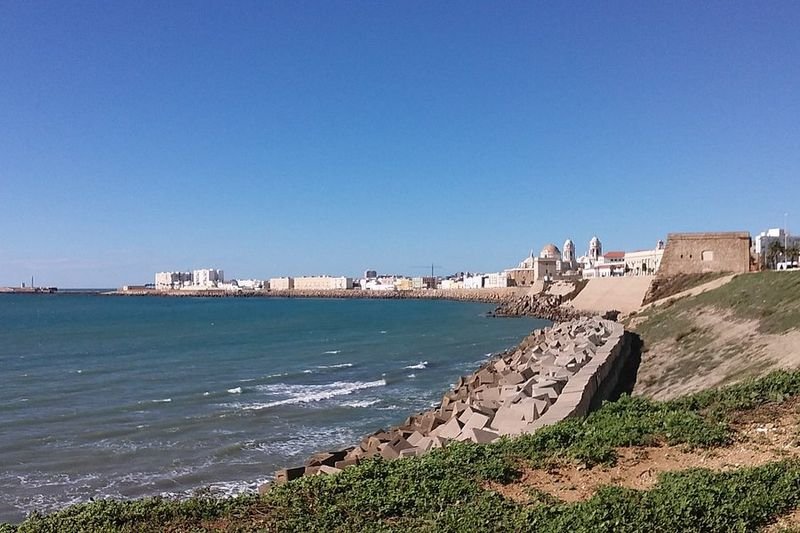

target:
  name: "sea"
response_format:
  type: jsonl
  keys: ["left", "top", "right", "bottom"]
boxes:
{"left": 0, "top": 294, "right": 545, "bottom": 523}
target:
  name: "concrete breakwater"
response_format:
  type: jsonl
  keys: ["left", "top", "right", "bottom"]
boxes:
{"left": 112, "top": 287, "right": 584, "bottom": 320}
{"left": 265, "top": 316, "right": 629, "bottom": 487}
{"left": 113, "top": 287, "right": 524, "bottom": 304}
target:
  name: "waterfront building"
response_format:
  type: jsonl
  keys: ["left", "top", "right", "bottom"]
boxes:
{"left": 463, "top": 274, "right": 484, "bottom": 289}
{"left": 624, "top": 242, "right": 665, "bottom": 276}
{"left": 362, "top": 279, "right": 396, "bottom": 291}
{"left": 485, "top": 271, "right": 509, "bottom": 288}
{"left": 269, "top": 277, "right": 294, "bottom": 290}
{"left": 439, "top": 278, "right": 463, "bottom": 290}
{"left": 154, "top": 271, "right": 192, "bottom": 290}
{"left": 505, "top": 243, "right": 569, "bottom": 286}
{"left": 394, "top": 277, "right": 414, "bottom": 291}
{"left": 294, "top": 276, "right": 354, "bottom": 290}
{"left": 412, "top": 276, "right": 437, "bottom": 290}
{"left": 234, "top": 279, "right": 266, "bottom": 290}
{"left": 364, "top": 270, "right": 377, "bottom": 279}
{"left": 193, "top": 269, "right": 224, "bottom": 288}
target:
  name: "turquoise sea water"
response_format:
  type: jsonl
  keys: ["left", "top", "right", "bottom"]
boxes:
{"left": 0, "top": 294, "right": 544, "bottom": 523}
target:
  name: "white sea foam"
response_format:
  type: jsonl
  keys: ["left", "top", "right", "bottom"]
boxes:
{"left": 323, "top": 350, "right": 341, "bottom": 354}
{"left": 242, "top": 379, "right": 387, "bottom": 410}
{"left": 407, "top": 373, "right": 416, "bottom": 379}
{"left": 227, "top": 387, "right": 242, "bottom": 394}
{"left": 303, "top": 369, "right": 313, "bottom": 374}
{"left": 404, "top": 361, "right": 428, "bottom": 369}
{"left": 152, "top": 398, "right": 172, "bottom": 403}
{"left": 341, "top": 399, "right": 381, "bottom": 408}
{"left": 316, "top": 363, "right": 353, "bottom": 369}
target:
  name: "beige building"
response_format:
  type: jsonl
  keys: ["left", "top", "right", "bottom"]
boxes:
{"left": 269, "top": 277, "right": 294, "bottom": 290}
{"left": 658, "top": 232, "right": 751, "bottom": 276}
{"left": 395, "top": 278, "right": 414, "bottom": 291}
{"left": 293, "top": 276, "right": 354, "bottom": 290}
{"left": 506, "top": 245, "right": 563, "bottom": 286}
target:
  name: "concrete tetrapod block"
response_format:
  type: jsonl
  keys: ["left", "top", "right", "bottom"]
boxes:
{"left": 491, "top": 405, "right": 526, "bottom": 435}
{"left": 275, "top": 466, "right": 306, "bottom": 485}
{"left": 432, "top": 417, "right": 463, "bottom": 440}
{"left": 407, "top": 431, "right": 426, "bottom": 447}
{"left": 413, "top": 437, "right": 435, "bottom": 453}
{"left": 501, "top": 371, "right": 525, "bottom": 386}
{"left": 335, "top": 458, "right": 359, "bottom": 470}
{"left": 470, "top": 427, "right": 500, "bottom": 444}
{"left": 399, "top": 448, "right": 420, "bottom": 458}
{"left": 463, "top": 411, "right": 491, "bottom": 430}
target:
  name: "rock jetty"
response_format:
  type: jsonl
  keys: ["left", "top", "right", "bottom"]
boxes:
{"left": 266, "top": 316, "right": 626, "bottom": 487}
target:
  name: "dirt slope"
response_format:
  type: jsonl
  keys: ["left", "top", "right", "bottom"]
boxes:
{"left": 628, "top": 271, "right": 800, "bottom": 400}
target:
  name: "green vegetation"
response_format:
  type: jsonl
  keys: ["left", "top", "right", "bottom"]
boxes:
{"left": 6, "top": 370, "right": 800, "bottom": 532}
{"left": 636, "top": 271, "right": 800, "bottom": 337}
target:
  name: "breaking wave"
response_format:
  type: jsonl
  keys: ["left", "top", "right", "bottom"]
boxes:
{"left": 404, "top": 361, "right": 428, "bottom": 369}
{"left": 243, "top": 380, "right": 387, "bottom": 410}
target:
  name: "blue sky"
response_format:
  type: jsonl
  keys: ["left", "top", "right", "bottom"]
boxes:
{"left": 1, "top": 1, "right": 799, "bottom": 287}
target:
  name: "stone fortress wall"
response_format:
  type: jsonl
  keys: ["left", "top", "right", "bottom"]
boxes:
{"left": 657, "top": 232, "right": 751, "bottom": 277}
{"left": 266, "top": 317, "right": 633, "bottom": 487}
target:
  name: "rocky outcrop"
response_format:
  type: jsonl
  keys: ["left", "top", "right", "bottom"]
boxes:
{"left": 489, "top": 293, "right": 584, "bottom": 321}
{"left": 265, "top": 316, "right": 628, "bottom": 488}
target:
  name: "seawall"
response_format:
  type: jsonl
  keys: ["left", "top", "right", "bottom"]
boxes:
{"left": 264, "top": 316, "right": 635, "bottom": 487}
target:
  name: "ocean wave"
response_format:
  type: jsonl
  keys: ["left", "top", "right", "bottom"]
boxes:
{"left": 407, "top": 373, "right": 416, "bottom": 379}
{"left": 323, "top": 350, "right": 341, "bottom": 354}
{"left": 242, "top": 380, "right": 387, "bottom": 410}
{"left": 152, "top": 398, "right": 172, "bottom": 403}
{"left": 227, "top": 387, "right": 242, "bottom": 394}
{"left": 404, "top": 361, "right": 428, "bottom": 369}
{"left": 316, "top": 363, "right": 353, "bottom": 369}
{"left": 341, "top": 399, "right": 381, "bottom": 408}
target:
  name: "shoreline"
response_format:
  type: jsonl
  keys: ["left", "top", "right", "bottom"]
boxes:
{"left": 2, "top": 292, "right": 582, "bottom": 524}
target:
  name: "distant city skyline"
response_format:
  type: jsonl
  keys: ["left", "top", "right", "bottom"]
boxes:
{"left": 2, "top": 2, "right": 799, "bottom": 287}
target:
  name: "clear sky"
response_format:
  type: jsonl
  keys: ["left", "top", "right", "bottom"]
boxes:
{"left": 1, "top": 1, "right": 799, "bottom": 287}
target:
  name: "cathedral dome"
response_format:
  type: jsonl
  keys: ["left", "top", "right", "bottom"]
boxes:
{"left": 539, "top": 243, "right": 561, "bottom": 259}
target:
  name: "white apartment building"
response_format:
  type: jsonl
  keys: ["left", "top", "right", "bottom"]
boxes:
{"left": 193, "top": 268, "right": 224, "bottom": 288}
{"left": 294, "top": 276, "right": 354, "bottom": 290}
{"left": 485, "top": 272, "right": 509, "bottom": 288}
{"left": 154, "top": 271, "right": 192, "bottom": 290}
{"left": 269, "top": 277, "right": 294, "bottom": 290}
{"left": 362, "top": 279, "right": 396, "bottom": 291}
{"left": 439, "top": 279, "right": 463, "bottom": 290}
{"left": 463, "top": 275, "right": 485, "bottom": 289}
{"left": 754, "top": 228, "right": 799, "bottom": 255}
